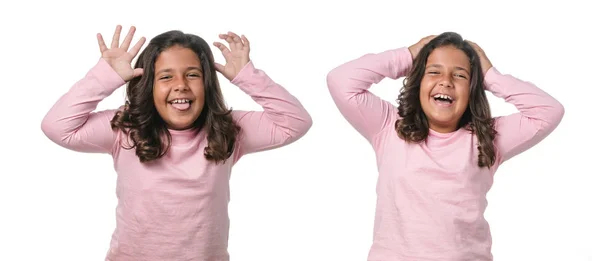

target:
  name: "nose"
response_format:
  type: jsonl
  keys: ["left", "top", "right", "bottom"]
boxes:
{"left": 173, "top": 77, "right": 190, "bottom": 92}
{"left": 438, "top": 74, "right": 454, "bottom": 88}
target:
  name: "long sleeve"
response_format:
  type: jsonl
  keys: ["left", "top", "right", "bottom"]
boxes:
{"left": 230, "top": 61, "right": 313, "bottom": 162}
{"left": 486, "top": 67, "right": 565, "bottom": 165}
{"left": 41, "top": 59, "right": 125, "bottom": 154}
{"left": 326, "top": 47, "right": 413, "bottom": 143}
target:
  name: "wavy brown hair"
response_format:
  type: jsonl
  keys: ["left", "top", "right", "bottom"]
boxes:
{"left": 395, "top": 32, "right": 497, "bottom": 168}
{"left": 110, "top": 30, "right": 240, "bottom": 163}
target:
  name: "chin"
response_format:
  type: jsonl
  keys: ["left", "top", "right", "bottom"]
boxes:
{"left": 159, "top": 106, "right": 202, "bottom": 131}
{"left": 424, "top": 109, "right": 465, "bottom": 133}
{"left": 424, "top": 110, "right": 460, "bottom": 130}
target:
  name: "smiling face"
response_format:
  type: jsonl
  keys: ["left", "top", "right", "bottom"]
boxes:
{"left": 153, "top": 46, "right": 205, "bottom": 130}
{"left": 419, "top": 45, "right": 471, "bottom": 133}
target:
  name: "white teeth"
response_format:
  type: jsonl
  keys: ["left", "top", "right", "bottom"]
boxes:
{"left": 434, "top": 94, "right": 453, "bottom": 101}
{"left": 170, "top": 99, "right": 191, "bottom": 104}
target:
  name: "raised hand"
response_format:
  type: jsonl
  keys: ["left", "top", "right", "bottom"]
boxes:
{"left": 408, "top": 35, "right": 437, "bottom": 60}
{"left": 97, "top": 25, "right": 146, "bottom": 81}
{"left": 466, "top": 40, "right": 493, "bottom": 74}
{"left": 213, "top": 32, "right": 250, "bottom": 81}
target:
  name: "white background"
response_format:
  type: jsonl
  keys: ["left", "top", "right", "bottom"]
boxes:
{"left": 1, "top": 0, "right": 598, "bottom": 260}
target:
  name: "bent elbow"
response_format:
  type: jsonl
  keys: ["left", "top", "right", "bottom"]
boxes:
{"left": 291, "top": 109, "right": 313, "bottom": 139}
{"left": 536, "top": 100, "right": 565, "bottom": 135}
{"left": 556, "top": 101, "right": 565, "bottom": 120}
{"left": 326, "top": 69, "right": 342, "bottom": 92}
{"left": 548, "top": 99, "right": 565, "bottom": 127}
{"left": 300, "top": 111, "right": 313, "bottom": 136}
{"left": 40, "top": 114, "right": 58, "bottom": 142}
{"left": 40, "top": 113, "right": 72, "bottom": 147}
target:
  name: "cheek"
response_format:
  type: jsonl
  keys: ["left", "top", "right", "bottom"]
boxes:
{"left": 152, "top": 84, "right": 170, "bottom": 105}
{"left": 457, "top": 84, "right": 470, "bottom": 99}
{"left": 456, "top": 84, "right": 470, "bottom": 107}
{"left": 419, "top": 80, "right": 433, "bottom": 98}
{"left": 192, "top": 84, "right": 206, "bottom": 102}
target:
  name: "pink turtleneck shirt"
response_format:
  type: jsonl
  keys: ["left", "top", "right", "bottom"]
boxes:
{"left": 41, "top": 59, "right": 312, "bottom": 261}
{"left": 326, "top": 47, "right": 564, "bottom": 260}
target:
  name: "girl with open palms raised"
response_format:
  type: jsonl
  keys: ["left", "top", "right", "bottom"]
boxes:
{"left": 42, "top": 25, "right": 312, "bottom": 261}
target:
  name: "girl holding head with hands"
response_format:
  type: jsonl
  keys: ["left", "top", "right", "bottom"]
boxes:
{"left": 41, "top": 25, "right": 312, "bottom": 260}
{"left": 326, "top": 32, "right": 564, "bottom": 260}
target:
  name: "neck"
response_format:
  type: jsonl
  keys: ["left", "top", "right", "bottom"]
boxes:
{"left": 167, "top": 127, "right": 202, "bottom": 146}
{"left": 429, "top": 123, "right": 459, "bottom": 133}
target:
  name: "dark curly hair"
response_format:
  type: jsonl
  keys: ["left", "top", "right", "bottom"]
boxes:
{"left": 395, "top": 32, "right": 497, "bottom": 168}
{"left": 110, "top": 30, "right": 240, "bottom": 163}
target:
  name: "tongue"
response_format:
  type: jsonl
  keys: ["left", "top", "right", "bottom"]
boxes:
{"left": 171, "top": 102, "right": 190, "bottom": 111}
{"left": 435, "top": 98, "right": 451, "bottom": 104}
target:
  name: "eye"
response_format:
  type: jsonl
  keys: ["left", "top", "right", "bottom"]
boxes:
{"left": 454, "top": 73, "right": 467, "bottom": 79}
{"left": 187, "top": 73, "right": 201, "bottom": 78}
{"left": 159, "top": 75, "right": 172, "bottom": 80}
{"left": 426, "top": 71, "right": 440, "bottom": 75}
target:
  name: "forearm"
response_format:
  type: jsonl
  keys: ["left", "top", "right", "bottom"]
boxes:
{"left": 232, "top": 61, "right": 312, "bottom": 155}
{"left": 325, "top": 47, "right": 412, "bottom": 141}
{"left": 327, "top": 47, "right": 413, "bottom": 101}
{"left": 41, "top": 59, "right": 125, "bottom": 153}
{"left": 485, "top": 67, "right": 564, "bottom": 129}
{"left": 486, "top": 67, "right": 565, "bottom": 163}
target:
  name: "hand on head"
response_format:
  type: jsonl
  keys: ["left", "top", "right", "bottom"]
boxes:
{"left": 465, "top": 40, "right": 493, "bottom": 74}
{"left": 407, "top": 34, "right": 493, "bottom": 75}
{"left": 97, "top": 25, "right": 146, "bottom": 81}
{"left": 213, "top": 32, "right": 251, "bottom": 81}
{"left": 408, "top": 35, "right": 437, "bottom": 60}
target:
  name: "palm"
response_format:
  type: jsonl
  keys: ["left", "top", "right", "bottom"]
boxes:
{"left": 213, "top": 32, "right": 250, "bottom": 81}
{"left": 97, "top": 25, "right": 146, "bottom": 81}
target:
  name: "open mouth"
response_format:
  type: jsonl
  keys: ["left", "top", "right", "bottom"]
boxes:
{"left": 432, "top": 94, "right": 454, "bottom": 105}
{"left": 168, "top": 99, "right": 192, "bottom": 111}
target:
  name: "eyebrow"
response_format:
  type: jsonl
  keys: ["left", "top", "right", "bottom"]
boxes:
{"left": 156, "top": 66, "right": 203, "bottom": 74}
{"left": 426, "top": 64, "right": 470, "bottom": 73}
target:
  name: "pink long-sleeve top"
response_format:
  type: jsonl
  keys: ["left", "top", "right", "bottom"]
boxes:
{"left": 326, "top": 47, "right": 564, "bottom": 261}
{"left": 41, "top": 58, "right": 312, "bottom": 261}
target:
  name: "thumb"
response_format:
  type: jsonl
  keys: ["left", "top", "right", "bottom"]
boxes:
{"left": 214, "top": 62, "right": 225, "bottom": 73}
{"left": 132, "top": 68, "right": 144, "bottom": 78}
